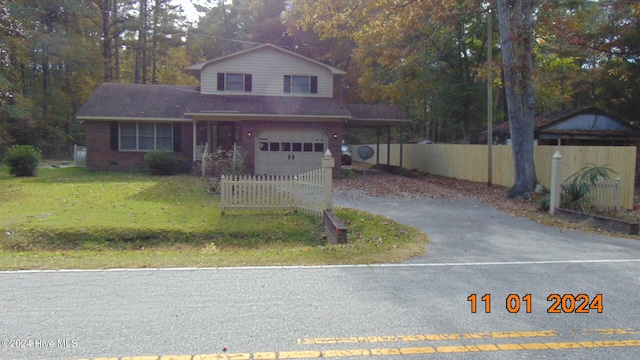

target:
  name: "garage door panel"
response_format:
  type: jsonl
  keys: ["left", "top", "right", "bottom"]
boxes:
{"left": 255, "top": 128, "right": 327, "bottom": 176}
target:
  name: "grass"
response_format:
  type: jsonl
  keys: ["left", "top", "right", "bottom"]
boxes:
{"left": 0, "top": 166, "right": 428, "bottom": 270}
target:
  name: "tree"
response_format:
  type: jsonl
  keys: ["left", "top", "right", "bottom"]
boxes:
{"left": 496, "top": 0, "right": 536, "bottom": 199}
{"left": 285, "top": 0, "right": 493, "bottom": 143}
{"left": 0, "top": 0, "right": 25, "bottom": 150}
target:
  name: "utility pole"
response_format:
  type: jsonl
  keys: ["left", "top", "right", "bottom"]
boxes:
{"left": 487, "top": 7, "right": 493, "bottom": 187}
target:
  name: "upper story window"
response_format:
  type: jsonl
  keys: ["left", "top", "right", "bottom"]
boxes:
{"left": 217, "top": 73, "right": 252, "bottom": 92}
{"left": 284, "top": 75, "right": 318, "bottom": 94}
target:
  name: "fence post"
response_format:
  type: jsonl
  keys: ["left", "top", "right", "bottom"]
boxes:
{"left": 322, "top": 149, "right": 334, "bottom": 211}
{"left": 220, "top": 174, "right": 226, "bottom": 215}
{"left": 615, "top": 177, "right": 621, "bottom": 210}
{"left": 549, "top": 151, "right": 562, "bottom": 216}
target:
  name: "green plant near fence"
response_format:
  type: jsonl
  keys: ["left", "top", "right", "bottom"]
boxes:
{"left": 560, "top": 164, "right": 617, "bottom": 212}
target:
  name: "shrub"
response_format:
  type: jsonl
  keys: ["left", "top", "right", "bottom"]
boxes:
{"left": 560, "top": 164, "right": 616, "bottom": 212}
{"left": 341, "top": 168, "right": 355, "bottom": 178}
{"left": 145, "top": 151, "right": 176, "bottom": 175}
{"left": 537, "top": 196, "right": 550, "bottom": 212}
{"left": 397, "top": 167, "right": 426, "bottom": 178}
{"left": 4, "top": 144, "right": 42, "bottom": 177}
{"left": 200, "top": 146, "right": 246, "bottom": 193}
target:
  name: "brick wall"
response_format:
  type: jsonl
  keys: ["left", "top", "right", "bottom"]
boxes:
{"left": 85, "top": 121, "right": 193, "bottom": 172}
{"left": 85, "top": 119, "right": 343, "bottom": 175}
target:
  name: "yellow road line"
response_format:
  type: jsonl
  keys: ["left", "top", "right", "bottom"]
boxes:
{"left": 577, "top": 328, "right": 640, "bottom": 336}
{"left": 298, "top": 330, "right": 558, "bottom": 345}
{"left": 76, "top": 338, "right": 640, "bottom": 360}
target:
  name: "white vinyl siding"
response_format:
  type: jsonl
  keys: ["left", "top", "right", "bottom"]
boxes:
{"left": 200, "top": 47, "right": 334, "bottom": 97}
{"left": 119, "top": 122, "right": 173, "bottom": 151}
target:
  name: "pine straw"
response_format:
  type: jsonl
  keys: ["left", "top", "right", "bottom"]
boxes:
{"left": 335, "top": 167, "right": 640, "bottom": 240}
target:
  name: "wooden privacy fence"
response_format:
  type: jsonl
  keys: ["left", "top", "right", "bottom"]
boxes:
{"left": 220, "top": 151, "right": 334, "bottom": 216}
{"left": 356, "top": 144, "right": 636, "bottom": 209}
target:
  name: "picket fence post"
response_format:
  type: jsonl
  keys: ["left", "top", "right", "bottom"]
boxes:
{"left": 322, "top": 149, "right": 334, "bottom": 211}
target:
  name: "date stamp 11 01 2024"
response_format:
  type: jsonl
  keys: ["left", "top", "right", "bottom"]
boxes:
{"left": 467, "top": 293, "right": 603, "bottom": 314}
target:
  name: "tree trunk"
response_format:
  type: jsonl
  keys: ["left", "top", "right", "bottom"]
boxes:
{"left": 496, "top": 0, "right": 537, "bottom": 200}
{"left": 151, "top": 0, "right": 159, "bottom": 84}
{"left": 101, "top": 0, "right": 112, "bottom": 82}
{"left": 113, "top": 0, "right": 120, "bottom": 81}
{"left": 135, "top": 0, "right": 147, "bottom": 84}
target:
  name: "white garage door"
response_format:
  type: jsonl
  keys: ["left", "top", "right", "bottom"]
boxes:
{"left": 255, "top": 128, "right": 328, "bottom": 176}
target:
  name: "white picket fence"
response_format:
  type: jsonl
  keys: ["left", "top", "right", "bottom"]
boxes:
{"left": 220, "top": 169, "right": 329, "bottom": 216}
{"left": 220, "top": 151, "right": 334, "bottom": 216}
{"left": 586, "top": 178, "right": 621, "bottom": 212}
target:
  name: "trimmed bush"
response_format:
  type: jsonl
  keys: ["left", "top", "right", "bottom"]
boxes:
{"left": 4, "top": 145, "right": 42, "bottom": 177}
{"left": 145, "top": 151, "right": 176, "bottom": 175}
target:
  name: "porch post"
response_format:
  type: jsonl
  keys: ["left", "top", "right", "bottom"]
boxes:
{"left": 322, "top": 149, "right": 334, "bottom": 211}
{"left": 192, "top": 121, "right": 197, "bottom": 161}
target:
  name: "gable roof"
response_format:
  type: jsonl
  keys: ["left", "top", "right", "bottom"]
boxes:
{"left": 491, "top": 106, "right": 640, "bottom": 137}
{"left": 76, "top": 83, "right": 197, "bottom": 121}
{"left": 185, "top": 44, "right": 347, "bottom": 77}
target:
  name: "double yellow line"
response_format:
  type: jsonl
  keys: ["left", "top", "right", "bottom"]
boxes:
{"left": 76, "top": 328, "right": 640, "bottom": 360}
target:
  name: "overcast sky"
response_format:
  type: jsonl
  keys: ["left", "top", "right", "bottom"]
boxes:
{"left": 174, "top": 0, "right": 202, "bottom": 23}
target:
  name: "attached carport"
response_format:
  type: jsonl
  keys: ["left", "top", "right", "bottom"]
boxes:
{"left": 344, "top": 104, "right": 410, "bottom": 167}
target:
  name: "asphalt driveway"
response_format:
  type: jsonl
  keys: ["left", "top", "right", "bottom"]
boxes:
{"left": 333, "top": 189, "right": 640, "bottom": 263}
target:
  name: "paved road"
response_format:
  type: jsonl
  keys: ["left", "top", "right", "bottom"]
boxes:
{"left": 0, "top": 193, "right": 639, "bottom": 360}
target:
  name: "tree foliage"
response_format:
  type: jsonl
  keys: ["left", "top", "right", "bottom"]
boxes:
{"left": 0, "top": 0, "right": 639, "bottom": 164}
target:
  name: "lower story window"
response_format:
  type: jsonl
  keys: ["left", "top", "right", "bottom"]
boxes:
{"left": 120, "top": 122, "right": 173, "bottom": 151}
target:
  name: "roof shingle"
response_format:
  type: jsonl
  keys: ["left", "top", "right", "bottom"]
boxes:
{"left": 76, "top": 83, "right": 198, "bottom": 119}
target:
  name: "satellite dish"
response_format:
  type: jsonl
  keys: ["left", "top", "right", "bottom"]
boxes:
{"left": 357, "top": 146, "right": 375, "bottom": 179}
{"left": 357, "top": 146, "right": 374, "bottom": 161}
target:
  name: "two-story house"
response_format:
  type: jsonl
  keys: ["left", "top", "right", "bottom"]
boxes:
{"left": 77, "top": 44, "right": 408, "bottom": 175}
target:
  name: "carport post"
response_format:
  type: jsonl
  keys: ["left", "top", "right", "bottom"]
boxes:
{"left": 549, "top": 151, "right": 562, "bottom": 216}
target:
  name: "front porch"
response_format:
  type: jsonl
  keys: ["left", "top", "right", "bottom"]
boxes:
{"left": 193, "top": 120, "right": 244, "bottom": 161}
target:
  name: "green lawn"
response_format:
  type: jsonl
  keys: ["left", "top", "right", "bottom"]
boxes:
{"left": 0, "top": 167, "right": 428, "bottom": 269}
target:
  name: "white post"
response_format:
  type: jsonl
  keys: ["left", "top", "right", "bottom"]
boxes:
{"left": 220, "top": 174, "right": 226, "bottom": 214}
{"left": 322, "top": 149, "right": 334, "bottom": 211}
{"left": 615, "top": 177, "right": 621, "bottom": 210}
{"left": 192, "top": 122, "right": 197, "bottom": 161}
{"left": 549, "top": 151, "right": 562, "bottom": 215}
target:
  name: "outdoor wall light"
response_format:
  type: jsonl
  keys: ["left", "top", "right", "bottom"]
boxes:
{"left": 333, "top": 133, "right": 338, "bottom": 138}
{"left": 247, "top": 132, "right": 252, "bottom": 138}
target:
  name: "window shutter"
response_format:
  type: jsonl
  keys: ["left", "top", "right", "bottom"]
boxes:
{"left": 173, "top": 123, "right": 181, "bottom": 152}
{"left": 310, "top": 76, "right": 318, "bottom": 94}
{"left": 283, "top": 75, "right": 291, "bottom": 93}
{"left": 217, "top": 73, "right": 225, "bottom": 91}
{"left": 110, "top": 121, "right": 119, "bottom": 151}
{"left": 244, "top": 74, "right": 252, "bottom": 92}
